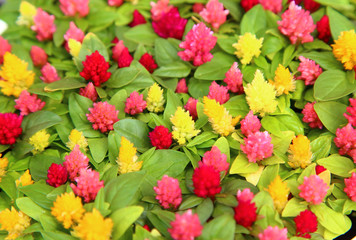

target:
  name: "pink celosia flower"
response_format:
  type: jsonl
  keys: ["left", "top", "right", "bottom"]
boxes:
{"left": 168, "top": 209, "right": 203, "bottom": 240}
{"left": 184, "top": 98, "right": 198, "bottom": 120}
{"left": 79, "top": 82, "right": 98, "bottom": 102}
{"left": 14, "top": 90, "right": 46, "bottom": 116}
{"left": 192, "top": 164, "right": 221, "bottom": 198}
{"left": 178, "top": 22, "right": 217, "bottom": 66}
{"left": 237, "top": 188, "right": 254, "bottom": 202}
{"left": 154, "top": 175, "right": 182, "bottom": 209}
{"left": 240, "top": 0, "right": 259, "bottom": 12}
{"left": 80, "top": 51, "right": 111, "bottom": 87}
{"left": 224, "top": 62, "right": 244, "bottom": 94}
{"left": 302, "top": 102, "right": 323, "bottom": 129}
{"left": 150, "top": 0, "right": 172, "bottom": 21}
{"left": 260, "top": 0, "right": 282, "bottom": 14}
{"left": 71, "top": 168, "right": 104, "bottom": 202}
{"left": 298, "top": 175, "right": 329, "bottom": 205}
{"left": 125, "top": 91, "right": 147, "bottom": 115}
{"left": 86, "top": 102, "right": 119, "bottom": 133}
{"left": 112, "top": 40, "right": 133, "bottom": 68}
{"left": 30, "top": 46, "right": 47, "bottom": 67}
{"left": 199, "top": 0, "right": 229, "bottom": 31}
{"left": 334, "top": 123, "right": 356, "bottom": 163}
{"left": 294, "top": 210, "right": 318, "bottom": 238}
{"left": 297, "top": 56, "right": 323, "bottom": 85}
{"left": 240, "top": 110, "right": 261, "bottom": 136}
{"left": 63, "top": 145, "right": 89, "bottom": 181}
{"left": 64, "top": 22, "right": 85, "bottom": 52}
{"left": 304, "top": 0, "right": 320, "bottom": 12}
{"left": 139, "top": 53, "right": 158, "bottom": 73}
{"left": 40, "top": 63, "right": 61, "bottom": 83}
{"left": 129, "top": 10, "right": 147, "bottom": 27}
{"left": 0, "top": 36, "right": 11, "bottom": 65}
{"left": 241, "top": 131, "right": 273, "bottom": 163}
{"left": 258, "top": 226, "right": 288, "bottom": 240}
{"left": 59, "top": 0, "right": 89, "bottom": 17}
{"left": 0, "top": 113, "right": 23, "bottom": 145}
{"left": 278, "top": 2, "right": 315, "bottom": 44}
{"left": 31, "top": 8, "right": 56, "bottom": 41}
{"left": 175, "top": 78, "right": 188, "bottom": 93}
{"left": 316, "top": 15, "right": 331, "bottom": 43}
{"left": 152, "top": 7, "right": 187, "bottom": 40}
{"left": 149, "top": 125, "right": 173, "bottom": 149}
{"left": 207, "top": 81, "right": 230, "bottom": 104}
{"left": 192, "top": 3, "right": 204, "bottom": 13}
{"left": 234, "top": 188, "right": 257, "bottom": 228}
{"left": 344, "top": 172, "right": 356, "bottom": 202}
{"left": 344, "top": 98, "right": 356, "bottom": 127}
{"left": 108, "top": 0, "right": 123, "bottom": 7}
{"left": 200, "top": 146, "right": 229, "bottom": 173}
{"left": 46, "top": 163, "right": 68, "bottom": 188}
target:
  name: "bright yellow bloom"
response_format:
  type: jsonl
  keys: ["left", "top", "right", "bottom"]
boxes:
{"left": 0, "top": 207, "right": 31, "bottom": 240}
{"left": 0, "top": 52, "right": 35, "bottom": 97}
{"left": 170, "top": 107, "right": 200, "bottom": 145}
{"left": 203, "top": 97, "right": 240, "bottom": 136}
{"left": 266, "top": 175, "right": 290, "bottom": 213}
{"left": 16, "top": 1, "right": 37, "bottom": 27}
{"left": 74, "top": 208, "right": 113, "bottom": 240}
{"left": 68, "top": 39, "right": 82, "bottom": 57}
{"left": 15, "top": 170, "right": 34, "bottom": 187}
{"left": 117, "top": 136, "right": 142, "bottom": 174}
{"left": 28, "top": 129, "right": 50, "bottom": 154}
{"left": 288, "top": 135, "right": 312, "bottom": 169}
{"left": 232, "top": 32, "right": 263, "bottom": 65}
{"left": 66, "top": 129, "right": 88, "bottom": 151}
{"left": 51, "top": 192, "right": 85, "bottom": 229}
{"left": 332, "top": 30, "right": 356, "bottom": 70}
{"left": 146, "top": 83, "right": 165, "bottom": 113}
{"left": 269, "top": 64, "right": 296, "bottom": 96}
{"left": 244, "top": 70, "right": 277, "bottom": 117}
{"left": 0, "top": 154, "right": 9, "bottom": 182}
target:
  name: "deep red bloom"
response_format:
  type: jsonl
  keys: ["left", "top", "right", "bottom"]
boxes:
{"left": 288, "top": 0, "right": 303, "bottom": 4}
{"left": 139, "top": 53, "right": 158, "bottom": 73}
{"left": 129, "top": 10, "right": 147, "bottom": 27}
{"left": 80, "top": 51, "right": 111, "bottom": 86}
{"left": 234, "top": 189, "right": 257, "bottom": 228}
{"left": 315, "top": 165, "right": 326, "bottom": 175}
{"left": 152, "top": 7, "right": 187, "bottom": 40}
{"left": 149, "top": 126, "right": 173, "bottom": 149}
{"left": 192, "top": 3, "right": 204, "bottom": 13}
{"left": 240, "top": 0, "right": 259, "bottom": 12}
{"left": 304, "top": 0, "right": 320, "bottom": 12}
{"left": 79, "top": 82, "right": 98, "bottom": 102}
{"left": 112, "top": 40, "right": 133, "bottom": 68}
{"left": 192, "top": 164, "right": 221, "bottom": 198}
{"left": 0, "top": 113, "right": 23, "bottom": 145}
{"left": 46, "top": 163, "right": 68, "bottom": 187}
{"left": 294, "top": 210, "right": 318, "bottom": 238}
{"left": 316, "top": 15, "right": 331, "bottom": 43}
{"left": 143, "top": 225, "right": 151, "bottom": 231}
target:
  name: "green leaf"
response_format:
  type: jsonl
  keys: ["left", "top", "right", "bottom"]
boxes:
{"left": 88, "top": 138, "right": 108, "bottom": 163}
{"left": 229, "top": 154, "right": 259, "bottom": 175}
{"left": 30, "top": 154, "right": 63, "bottom": 181}
{"left": 200, "top": 214, "right": 236, "bottom": 240}
{"left": 300, "top": 52, "right": 343, "bottom": 70}
{"left": 214, "top": 137, "right": 230, "bottom": 163}
{"left": 240, "top": 4, "right": 267, "bottom": 35}
{"left": 111, "top": 206, "right": 144, "bottom": 240}
{"left": 261, "top": 112, "right": 304, "bottom": 136}
{"left": 257, "top": 165, "right": 279, "bottom": 190}
{"left": 282, "top": 198, "right": 308, "bottom": 217}
{"left": 314, "top": 101, "right": 348, "bottom": 133}
{"left": 109, "top": 89, "right": 127, "bottom": 120}
{"left": 317, "top": 154, "right": 354, "bottom": 177}
{"left": 163, "top": 89, "right": 183, "bottom": 122}
{"left": 186, "top": 132, "right": 218, "bottom": 148}
{"left": 154, "top": 62, "right": 191, "bottom": 78}
{"left": 224, "top": 95, "right": 250, "bottom": 117}
{"left": 188, "top": 78, "right": 211, "bottom": 98}
{"left": 310, "top": 135, "right": 332, "bottom": 161}
{"left": 327, "top": 7, "right": 355, "bottom": 40}
{"left": 22, "top": 111, "right": 62, "bottom": 139}
{"left": 147, "top": 210, "right": 175, "bottom": 238}
{"left": 196, "top": 198, "right": 214, "bottom": 223}
{"left": 124, "top": 24, "right": 158, "bottom": 46}
{"left": 19, "top": 182, "right": 54, "bottom": 210}
{"left": 154, "top": 38, "right": 180, "bottom": 66}
{"left": 179, "top": 196, "right": 204, "bottom": 210}
{"left": 16, "top": 197, "right": 49, "bottom": 222}
{"left": 44, "top": 78, "right": 86, "bottom": 92}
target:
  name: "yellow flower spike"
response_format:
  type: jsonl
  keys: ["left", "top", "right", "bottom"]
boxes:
{"left": 266, "top": 175, "right": 290, "bottom": 213}
{"left": 0, "top": 207, "right": 31, "bottom": 240}
{"left": 170, "top": 107, "right": 200, "bottom": 145}
{"left": 117, "top": 136, "right": 142, "bottom": 174}
{"left": 146, "top": 83, "right": 165, "bottom": 113}
{"left": 28, "top": 129, "right": 50, "bottom": 154}
{"left": 332, "top": 30, "right": 356, "bottom": 70}
{"left": 16, "top": 1, "right": 37, "bottom": 27}
{"left": 68, "top": 39, "right": 82, "bottom": 57}
{"left": 16, "top": 170, "right": 34, "bottom": 187}
{"left": 244, "top": 69, "right": 278, "bottom": 117}
{"left": 0, "top": 154, "right": 8, "bottom": 182}
{"left": 288, "top": 135, "right": 312, "bottom": 169}
{"left": 269, "top": 64, "right": 296, "bottom": 96}
{"left": 232, "top": 32, "right": 263, "bottom": 65}
{"left": 66, "top": 129, "right": 88, "bottom": 151}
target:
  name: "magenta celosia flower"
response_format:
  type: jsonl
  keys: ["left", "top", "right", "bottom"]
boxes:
{"left": 0, "top": 113, "right": 23, "bottom": 145}
{"left": 40, "top": 63, "right": 61, "bottom": 83}
{"left": 297, "top": 56, "right": 323, "bottom": 85}
{"left": 192, "top": 3, "right": 204, "bottom": 13}
{"left": 344, "top": 172, "right": 356, "bottom": 202}
{"left": 302, "top": 102, "right": 323, "bottom": 129}
{"left": 63, "top": 145, "right": 89, "bottom": 181}
{"left": 46, "top": 163, "right": 68, "bottom": 188}
{"left": 80, "top": 51, "right": 112, "bottom": 87}
{"left": 31, "top": 8, "right": 56, "bottom": 41}
{"left": 240, "top": 0, "right": 259, "bottom": 12}
{"left": 241, "top": 131, "right": 273, "bottom": 163}
{"left": 175, "top": 78, "right": 188, "bottom": 93}
{"left": 199, "top": 0, "right": 229, "bottom": 31}
{"left": 304, "top": 0, "right": 320, "bottom": 12}
{"left": 316, "top": 15, "right": 331, "bottom": 43}
{"left": 168, "top": 209, "right": 203, "bottom": 240}
{"left": 129, "top": 10, "right": 147, "bottom": 27}
{"left": 108, "top": 0, "right": 123, "bottom": 7}
{"left": 234, "top": 188, "right": 257, "bottom": 228}
{"left": 278, "top": 2, "right": 315, "bottom": 44}
{"left": 152, "top": 7, "right": 187, "bottom": 40}
{"left": 192, "top": 164, "right": 221, "bottom": 198}
{"left": 224, "top": 62, "right": 244, "bottom": 94}
{"left": 184, "top": 97, "right": 198, "bottom": 120}
{"left": 150, "top": 0, "right": 172, "bottom": 21}
{"left": 86, "top": 101, "right": 119, "bottom": 133}
{"left": 59, "top": 0, "right": 89, "bottom": 17}
{"left": 260, "top": 0, "right": 282, "bottom": 14}
{"left": 0, "top": 36, "right": 11, "bottom": 65}
{"left": 149, "top": 126, "right": 173, "bottom": 149}
{"left": 71, "top": 168, "right": 104, "bottom": 202}
{"left": 207, "top": 81, "right": 230, "bottom": 104}
{"left": 79, "top": 82, "right": 98, "bottom": 102}
{"left": 258, "top": 226, "right": 288, "bottom": 240}
{"left": 125, "top": 91, "right": 147, "bottom": 115}
{"left": 30, "top": 46, "right": 47, "bottom": 67}
{"left": 298, "top": 175, "right": 329, "bottom": 205}
{"left": 154, "top": 175, "right": 182, "bottom": 209}
{"left": 112, "top": 40, "right": 133, "bottom": 68}
{"left": 139, "top": 53, "right": 158, "bottom": 73}
{"left": 14, "top": 90, "right": 46, "bottom": 116}
{"left": 200, "top": 146, "right": 229, "bottom": 173}
{"left": 178, "top": 22, "right": 217, "bottom": 66}
{"left": 240, "top": 110, "right": 261, "bottom": 137}
{"left": 334, "top": 123, "right": 356, "bottom": 163}
{"left": 344, "top": 98, "right": 356, "bottom": 127}
{"left": 294, "top": 210, "right": 318, "bottom": 238}
{"left": 64, "top": 22, "right": 85, "bottom": 52}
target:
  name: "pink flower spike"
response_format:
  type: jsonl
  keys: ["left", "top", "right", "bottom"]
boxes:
{"left": 184, "top": 97, "right": 198, "bottom": 120}
{"left": 344, "top": 172, "right": 356, "bottom": 202}
{"left": 259, "top": 0, "right": 282, "bottom": 14}
{"left": 199, "top": 0, "right": 229, "bottom": 31}
{"left": 258, "top": 226, "right": 288, "bottom": 240}
{"left": 302, "top": 102, "right": 323, "bottom": 129}
{"left": 71, "top": 168, "right": 104, "bottom": 202}
{"left": 298, "top": 175, "right": 329, "bottom": 205}
{"left": 241, "top": 131, "right": 273, "bottom": 163}
{"left": 237, "top": 188, "right": 254, "bottom": 202}
{"left": 168, "top": 209, "right": 203, "bottom": 240}
{"left": 59, "top": 0, "right": 89, "bottom": 17}
{"left": 152, "top": 7, "right": 187, "bottom": 40}
{"left": 200, "top": 145, "right": 229, "bottom": 173}
{"left": 14, "top": 90, "right": 45, "bottom": 116}
{"left": 63, "top": 145, "right": 89, "bottom": 181}
{"left": 207, "top": 81, "right": 230, "bottom": 104}
{"left": 108, "top": 0, "right": 124, "bottom": 7}
{"left": 79, "top": 82, "right": 98, "bottom": 102}
{"left": 86, "top": 102, "right": 119, "bottom": 133}
{"left": 150, "top": 0, "right": 173, "bottom": 21}
{"left": 297, "top": 56, "right": 323, "bottom": 85}
{"left": 0, "top": 36, "right": 11, "bottom": 65}
{"left": 344, "top": 98, "right": 356, "bottom": 127}
{"left": 112, "top": 40, "right": 133, "bottom": 68}
{"left": 64, "top": 22, "right": 85, "bottom": 52}
{"left": 224, "top": 62, "right": 244, "bottom": 94}
{"left": 31, "top": 8, "right": 56, "bottom": 41}
{"left": 125, "top": 91, "right": 147, "bottom": 115}
{"left": 40, "top": 63, "right": 61, "bottom": 83}
{"left": 129, "top": 10, "right": 147, "bottom": 27}
{"left": 30, "top": 46, "right": 47, "bottom": 67}
{"left": 240, "top": 110, "right": 261, "bottom": 137}
{"left": 334, "top": 123, "right": 356, "bottom": 163}
{"left": 154, "top": 175, "right": 182, "bottom": 209}
{"left": 175, "top": 78, "right": 188, "bottom": 93}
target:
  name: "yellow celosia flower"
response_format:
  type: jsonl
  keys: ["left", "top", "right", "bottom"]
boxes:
{"left": 146, "top": 83, "right": 165, "bottom": 113}
{"left": 288, "top": 135, "right": 312, "bottom": 169}
{"left": 203, "top": 97, "right": 240, "bottom": 136}
{"left": 0, "top": 154, "right": 9, "bottom": 182}
{"left": 266, "top": 175, "right": 290, "bottom": 213}
{"left": 332, "top": 30, "right": 356, "bottom": 70}
{"left": 28, "top": 129, "right": 50, "bottom": 154}
{"left": 170, "top": 107, "right": 200, "bottom": 145}
{"left": 15, "top": 170, "right": 34, "bottom": 187}
{"left": 269, "top": 64, "right": 296, "bottom": 96}
{"left": 74, "top": 208, "right": 113, "bottom": 240}
{"left": 66, "top": 129, "right": 88, "bottom": 151}
{"left": 68, "top": 39, "right": 82, "bottom": 57}
{"left": 16, "top": 1, "right": 37, "bottom": 27}
{"left": 232, "top": 32, "right": 263, "bottom": 65}
{"left": 0, "top": 207, "right": 31, "bottom": 240}
{"left": 117, "top": 136, "right": 142, "bottom": 174}
{"left": 51, "top": 192, "right": 85, "bottom": 229}
{"left": 0, "top": 52, "right": 35, "bottom": 97}
{"left": 244, "top": 70, "right": 277, "bottom": 117}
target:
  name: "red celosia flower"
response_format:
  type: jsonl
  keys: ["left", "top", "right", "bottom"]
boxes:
{"left": 149, "top": 125, "right": 173, "bottom": 149}
{"left": 207, "top": 81, "right": 230, "bottom": 104}
{"left": 46, "top": 163, "right": 68, "bottom": 188}
{"left": 63, "top": 145, "right": 89, "bottom": 181}
{"left": 241, "top": 131, "right": 273, "bottom": 163}
{"left": 14, "top": 90, "right": 46, "bottom": 116}
{"left": 294, "top": 210, "right": 318, "bottom": 238}
{"left": 315, "top": 165, "right": 326, "bottom": 175}
{"left": 150, "top": 0, "right": 172, "bottom": 22}
{"left": 40, "top": 63, "right": 61, "bottom": 83}
{"left": 175, "top": 78, "right": 188, "bottom": 93}
{"left": 334, "top": 123, "right": 356, "bottom": 163}
{"left": 192, "top": 3, "right": 204, "bottom": 13}
{"left": 108, "top": 0, "right": 123, "bottom": 7}
{"left": 192, "top": 164, "right": 221, "bottom": 198}
{"left": 168, "top": 209, "right": 203, "bottom": 240}
{"left": 0, "top": 36, "right": 11, "bottom": 65}
{"left": 152, "top": 7, "right": 187, "bottom": 40}
{"left": 201, "top": 146, "right": 229, "bottom": 173}
{"left": 129, "top": 10, "right": 147, "bottom": 27}
{"left": 260, "top": 0, "right": 282, "bottom": 14}
{"left": 302, "top": 102, "right": 323, "bottom": 129}
{"left": 30, "top": 46, "right": 47, "bottom": 67}
{"left": 304, "top": 0, "right": 320, "bottom": 12}
{"left": 139, "top": 53, "right": 158, "bottom": 73}
{"left": 125, "top": 91, "right": 147, "bottom": 115}
{"left": 298, "top": 175, "right": 329, "bottom": 205}
{"left": 71, "top": 168, "right": 104, "bottom": 202}
{"left": 316, "top": 15, "right": 331, "bottom": 43}
{"left": 240, "top": 0, "right": 259, "bottom": 12}
{"left": 59, "top": 0, "right": 89, "bottom": 17}
{"left": 112, "top": 37, "right": 119, "bottom": 44}
{"left": 234, "top": 188, "right": 257, "bottom": 228}
{"left": 240, "top": 110, "right": 261, "bottom": 137}
{"left": 80, "top": 51, "right": 111, "bottom": 87}
{"left": 224, "top": 62, "right": 244, "bottom": 94}
{"left": 112, "top": 40, "right": 133, "bottom": 68}
{"left": 86, "top": 101, "right": 119, "bottom": 133}
{"left": 31, "top": 8, "right": 56, "bottom": 41}
{"left": 64, "top": 21, "right": 85, "bottom": 52}
{"left": 0, "top": 113, "right": 23, "bottom": 145}
{"left": 154, "top": 175, "right": 182, "bottom": 209}
{"left": 79, "top": 82, "right": 98, "bottom": 102}
{"left": 288, "top": 0, "right": 303, "bottom": 4}
{"left": 344, "top": 172, "right": 356, "bottom": 202}
{"left": 184, "top": 97, "right": 198, "bottom": 120}
{"left": 199, "top": 0, "right": 229, "bottom": 30}
{"left": 297, "top": 56, "right": 323, "bottom": 85}
{"left": 344, "top": 98, "right": 356, "bottom": 127}
{"left": 143, "top": 225, "right": 151, "bottom": 231}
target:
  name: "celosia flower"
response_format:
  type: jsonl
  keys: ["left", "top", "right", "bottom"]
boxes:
{"left": 334, "top": 123, "right": 356, "bottom": 163}
{"left": 152, "top": 7, "right": 187, "bottom": 40}
{"left": 192, "top": 164, "right": 221, "bottom": 198}
{"left": 315, "top": 165, "right": 326, "bottom": 175}
{"left": 30, "top": 46, "right": 47, "bottom": 67}
{"left": 288, "top": 135, "right": 312, "bottom": 169}
{"left": 154, "top": 175, "right": 182, "bottom": 209}
{"left": 112, "top": 40, "right": 133, "bottom": 68}
{"left": 176, "top": 78, "right": 188, "bottom": 93}
{"left": 302, "top": 102, "right": 323, "bottom": 129}
{"left": 298, "top": 175, "right": 329, "bottom": 204}
{"left": 28, "top": 129, "right": 50, "bottom": 154}
{"left": 0, "top": 154, "right": 8, "bottom": 182}
{"left": 59, "top": 0, "right": 89, "bottom": 17}
{"left": 125, "top": 91, "right": 147, "bottom": 115}
{"left": 139, "top": 53, "right": 158, "bottom": 73}
{"left": 129, "top": 10, "right": 147, "bottom": 27}
{"left": 74, "top": 208, "right": 113, "bottom": 240}
{"left": 68, "top": 39, "right": 82, "bottom": 57}
{"left": 63, "top": 145, "right": 89, "bottom": 181}
{"left": 170, "top": 107, "right": 200, "bottom": 145}
{"left": 168, "top": 209, "right": 203, "bottom": 240}
{"left": 86, "top": 101, "right": 119, "bottom": 133}
{"left": 297, "top": 56, "right": 323, "bottom": 85}
{"left": 146, "top": 83, "right": 165, "bottom": 113}
{"left": 184, "top": 98, "right": 198, "bottom": 120}
{"left": 203, "top": 97, "right": 240, "bottom": 136}
{"left": 150, "top": 0, "right": 172, "bottom": 21}
{"left": 192, "top": 3, "right": 204, "bottom": 13}
{"left": 240, "top": 110, "right": 261, "bottom": 137}
{"left": 71, "top": 168, "right": 104, "bottom": 202}
{"left": 260, "top": 0, "right": 282, "bottom": 13}
{"left": 46, "top": 163, "right": 68, "bottom": 188}
{"left": 344, "top": 172, "right": 356, "bottom": 202}
{"left": 240, "top": 0, "right": 259, "bottom": 12}
{"left": 232, "top": 32, "right": 263, "bottom": 65}
{"left": 241, "top": 131, "right": 273, "bottom": 163}
{"left": 149, "top": 125, "right": 173, "bottom": 149}
{"left": 178, "top": 22, "right": 217, "bottom": 66}
{"left": 64, "top": 22, "right": 85, "bottom": 52}
{"left": 31, "top": 8, "right": 56, "bottom": 41}
{"left": 244, "top": 70, "right": 277, "bottom": 117}
{"left": 316, "top": 15, "right": 331, "bottom": 43}
{"left": 117, "top": 136, "right": 142, "bottom": 174}
{"left": 14, "top": 90, "right": 45, "bottom": 116}
{"left": 294, "top": 210, "right": 318, "bottom": 238}
{"left": 0, "top": 52, "right": 35, "bottom": 97}
{"left": 51, "top": 192, "right": 85, "bottom": 229}
{"left": 207, "top": 81, "right": 230, "bottom": 104}
{"left": 108, "top": 0, "right": 123, "bottom": 7}
{"left": 80, "top": 51, "right": 111, "bottom": 87}
{"left": 201, "top": 146, "right": 229, "bottom": 173}
{"left": 333, "top": 30, "right": 356, "bottom": 70}
{"left": 79, "top": 82, "right": 98, "bottom": 102}
{"left": 304, "top": 0, "right": 320, "bottom": 12}
{"left": 0, "top": 36, "right": 11, "bottom": 65}
{"left": 269, "top": 64, "right": 296, "bottom": 96}
{"left": 16, "top": 1, "right": 37, "bottom": 27}
{"left": 66, "top": 129, "right": 88, "bottom": 151}
{"left": 16, "top": 170, "right": 34, "bottom": 187}
{"left": 278, "top": 2, "right": 315, "bottom": 44}
{"left": 0, "top": 113, "right": 23, "bottom": 145}
{"left": 224, "top": 62, "right": 244, "bottom": 94}
{"left": 234, "top": 188, "right": 257, "bottom": 228}
{"left": 266, "top": 175, "right": 290, "bottom": 213}
{"left": 258, "top": 226, "right": 288, "bottom": 240}
{"left": 40, "top": 63, "right": 60, "bottom": 83}
{"left": 199, "top": 0, "right": 229, "bottom": 30}
{"left": 0, "top": 207, "right": 31, "bottom": 240}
